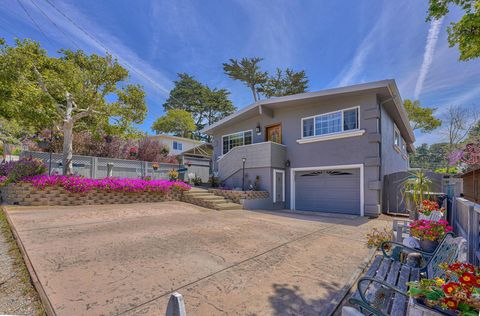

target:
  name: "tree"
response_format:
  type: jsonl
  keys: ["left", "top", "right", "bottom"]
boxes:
{"left": 259, "top": 68, "right": 309, "bottom": 98}
{"left": 223, "top": 57, "right": 268, "bottom": 102}
{"left": 441, "top": 105, "right": 478, "bottom": 171}
{"left": 163, "top": 73, "right": 236, "bottom": 134}
{"left": 427, "top": 0, "right": 480, "bottom": 61}
{"left": 403, "top": 99, "right": 441, "bottom": 132}
{"left": 0, "top": 39, "right": 147, "bottom": 174}
{"left": 409, "top": 143, "right": 449, "bottom": 171}
{"left": 151, "top": 109, "right": 196, "bottom": 138}
{"left": 137, "top": 138, "right": 169, "bottom": 162}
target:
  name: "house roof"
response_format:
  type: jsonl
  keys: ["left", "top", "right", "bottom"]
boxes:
{"left": 180, "top": 143, "right": 213, "bottom": 158}
{"left": 148, "top": 134, "right": 204, "bottom": 144}
{"left": 200, "top": 79, "right": 415, "bottom": 151}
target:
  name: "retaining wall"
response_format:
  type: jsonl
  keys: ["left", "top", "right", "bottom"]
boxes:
{"left": 208, "top": 189, "right": 269, "bottom": 204}
{"left": 0, "top": 183, "right": 184, "bottom": 206}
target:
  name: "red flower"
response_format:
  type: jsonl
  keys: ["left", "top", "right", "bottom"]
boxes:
{"left": 443, "top": 298, "right": 458, "bottom": 310}
{"left": 443, "top": 282, "right": 460, "bottom": 295}
{"left": 460, "top": 272, "right": 476, "bottom": 286}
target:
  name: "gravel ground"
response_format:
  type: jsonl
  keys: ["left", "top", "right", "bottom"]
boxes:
{"left": 0, "top": 209, "right": 44, "bottom": 316}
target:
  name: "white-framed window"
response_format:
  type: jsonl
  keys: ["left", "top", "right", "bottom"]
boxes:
{"left": 394, "top": 124, "right": 401, "bottom": 150}
{"left": 301, "top": 106, "right": 359, "bottom": 138}
{"left": 222, "top": 130, "right": 253, "bottom": 155}
{"left": 173, "top": 141, "right": 183, "bottom": 151}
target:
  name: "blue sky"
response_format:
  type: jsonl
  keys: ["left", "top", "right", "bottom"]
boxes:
{"left": 1, "top": 0, "right": 479, "bottom": 145}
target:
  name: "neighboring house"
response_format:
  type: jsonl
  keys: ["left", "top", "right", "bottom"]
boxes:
{"left": 148, "top": 134, "right": 204, "bottom": 156}
{"left": 201, "top": 79, "right": 415, "bottom": 217}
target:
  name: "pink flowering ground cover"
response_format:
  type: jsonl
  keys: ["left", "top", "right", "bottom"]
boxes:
{"left": 21, "top": 175, "right": 191, "bottom": 193}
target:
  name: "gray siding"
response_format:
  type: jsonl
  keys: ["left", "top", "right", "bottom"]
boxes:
{"left": 211, "top": 92, "right": 408, "bottom": 216}
{"left": 380, "top": 104, "right": 409, "bottom": 176}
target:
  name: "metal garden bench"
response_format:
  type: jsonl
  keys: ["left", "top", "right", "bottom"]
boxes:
{"left": 347, "top": 233, "right": 466, "bottom": 316}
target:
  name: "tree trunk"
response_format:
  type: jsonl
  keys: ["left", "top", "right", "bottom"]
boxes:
{"left": 251, "top": 86, "right": 258, "bottom": 102}
{"left": 62, "top": 93, "right": 74, "bottom": 175}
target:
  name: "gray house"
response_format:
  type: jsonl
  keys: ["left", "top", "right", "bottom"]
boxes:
{"left": 201, "top": 79, "right": 414, "bottom": 217}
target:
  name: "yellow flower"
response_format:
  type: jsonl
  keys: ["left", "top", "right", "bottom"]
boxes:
{"left": 435, "top": 278, "right": 445, "bottom": 287}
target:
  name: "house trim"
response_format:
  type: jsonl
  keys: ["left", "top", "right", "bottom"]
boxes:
{"left": 290, "top": 164, "right": 365, "bottom": 216}
{"left": 296, "top": 129, "right": 365, "bottom": 144}
{"left": 273, "top": 169, "right": 285, "bottom": 203}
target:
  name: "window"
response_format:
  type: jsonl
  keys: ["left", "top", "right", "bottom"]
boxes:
{"left": 394, "top": 125, "right": 401, "bottom": 150}
{"left": 302, "top": 107, "right": 359, "bottom": 138}
{"left": 173, "top": 141, "right": 183, "bottom": 151}
{"left": 222, "top": 130, "right": 253, "bottom": 154}
{"left": 402, "top": 138, "right": 406, "bottom": 151}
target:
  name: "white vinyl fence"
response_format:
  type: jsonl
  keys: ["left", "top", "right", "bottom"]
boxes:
{"left": 21, "top": 151, "right": 186, "bottom": 180}
{"left": 452, "top": 197, "right": 480, "bottom": 265}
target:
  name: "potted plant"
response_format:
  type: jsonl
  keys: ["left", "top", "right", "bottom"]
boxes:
{"left": 409, "top": 219, "right": 453, "bottom": 252}
{"left": 152, "top": 162, "right": 159, "bottom": 171}
{"left": 419, "top": 199, "right": 445, "bottom": 221}
{"left": 403, "top": 170, "right": 432, "bottom": 218}
{"left": 168, "top": 169, "right": 179, "bottom": 181}
{"left": 408, "top": 262, "right": 480, "bottom": 316}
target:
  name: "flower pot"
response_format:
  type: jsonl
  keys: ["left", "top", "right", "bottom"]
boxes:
{"left": 419, "top": 239, "right": 439, "bottom": 252}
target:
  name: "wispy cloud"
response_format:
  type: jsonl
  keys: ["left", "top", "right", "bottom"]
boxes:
{"left": 413, "top": 17, "right": 444, "bottom": 99}
{"left": 3, "top": 0, "right": 173, "bottom": 97}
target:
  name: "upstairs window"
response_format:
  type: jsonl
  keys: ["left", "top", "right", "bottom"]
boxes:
{"left": 394, "top": 125, "right": 401, "bottom": 150}
{"left": 173, "top": 141, "right": 183, "bottom": 151}
{"left": 222, "top": 130, "right": 253, "bottom": 155}
{"left": 302, "top": 107, "right": 359, "bottom": 138}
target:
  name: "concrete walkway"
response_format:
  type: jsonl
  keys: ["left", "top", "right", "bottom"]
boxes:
{"left": 5, "top": 202, "right": 391, "bottom": 316}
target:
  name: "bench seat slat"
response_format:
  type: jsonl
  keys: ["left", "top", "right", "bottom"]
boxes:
{"left": 364, "top": 257, "right": 393, "bottom": 312}
{"left": 390, "top": 265, "right": 412, "bottom": 316}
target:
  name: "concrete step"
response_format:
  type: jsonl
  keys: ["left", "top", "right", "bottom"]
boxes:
{"left": 214, "top": 203, "right": 243, "bottom": 210}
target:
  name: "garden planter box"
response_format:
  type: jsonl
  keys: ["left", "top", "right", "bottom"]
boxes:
{"left": 208, "top": 189, "right": 269, "bottom": 204}
{"left": 1, "top": 182, "right": 184, "bottom": 206}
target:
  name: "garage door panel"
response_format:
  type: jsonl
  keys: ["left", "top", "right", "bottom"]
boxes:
{"left": 295, "top": 168, "right": 360, "bottom": 214}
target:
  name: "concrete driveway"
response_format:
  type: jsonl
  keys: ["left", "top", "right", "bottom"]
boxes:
{"left": 5, "top": 202, "right": 390, "bottom": 316}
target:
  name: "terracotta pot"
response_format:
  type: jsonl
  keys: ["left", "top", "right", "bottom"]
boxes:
{"left": 419, "top": 239, "right": 439, "bottom": 253}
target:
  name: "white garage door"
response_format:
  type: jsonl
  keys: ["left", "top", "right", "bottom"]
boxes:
{"left": 294, "top": 168, "right": 361, "bottom": 215}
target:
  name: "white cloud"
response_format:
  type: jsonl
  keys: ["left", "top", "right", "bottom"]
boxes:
{"left": 4, "top": 0, "right": 173, "bottom": 97}
{"left": 413, "top": 17, "right": 444, "bottom": 99}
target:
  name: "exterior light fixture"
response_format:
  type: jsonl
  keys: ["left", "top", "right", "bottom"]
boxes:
{"left": 255, "top": 124, "right": 261, "bottom": 135}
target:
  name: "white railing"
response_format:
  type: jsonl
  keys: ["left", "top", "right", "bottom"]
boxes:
{"left": 453, "top": 197, "right": 480, "bottom": 265}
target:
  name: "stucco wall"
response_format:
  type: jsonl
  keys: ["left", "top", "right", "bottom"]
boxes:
{"left": 211, "top": 92, "right": 384, "bottom": 215}
{"left": 380, "top": 104, "right": 409, "bottom": 176}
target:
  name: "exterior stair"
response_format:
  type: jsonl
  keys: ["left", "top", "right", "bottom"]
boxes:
{"left": 183, "top": 187, "right": 243, "bottom": 210}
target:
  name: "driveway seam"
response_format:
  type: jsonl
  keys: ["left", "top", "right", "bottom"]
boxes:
{"left": 115, "top": 219, "right": 349, "bottom": 316}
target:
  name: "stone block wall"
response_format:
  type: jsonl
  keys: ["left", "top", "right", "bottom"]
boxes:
{"left": 0, "top": 183, "right": 184, "bottom": 206}
{"left": 208, "top": 189, "right": 269, "bottom": 204}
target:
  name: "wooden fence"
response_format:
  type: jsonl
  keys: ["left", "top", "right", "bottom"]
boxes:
{"left": 452, "top": 197, "right": 480, "bottom": 265}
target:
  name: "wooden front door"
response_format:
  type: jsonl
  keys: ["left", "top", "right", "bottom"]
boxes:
{"left": 266, "top": 124, "right": 282, "bottom": 144}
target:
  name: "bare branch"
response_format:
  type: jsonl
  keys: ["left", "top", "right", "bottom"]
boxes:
{"left": 72, "top": 107, "right": 100, "bottom": 122}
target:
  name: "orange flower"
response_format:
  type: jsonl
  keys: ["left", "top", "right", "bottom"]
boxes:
{"left": 443, "top": 298, "right": 458, "bottom": 310}
{"left": 443, "top": 282, "right": 460, "bottom": 295}
{"left": 460, "top": 272, "right": 475, "bottom": 286}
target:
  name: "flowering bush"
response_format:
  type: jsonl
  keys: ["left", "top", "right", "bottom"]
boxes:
{"left": 408, "top": 262, "right": 480, "bottom": 315}
{"left": 22, "top": 175, "right": 190, "bottom": 193}
{"left": 0, "top": 158, "right": 47, "bottom": 184}
{"left": 366, "top": 227, "right": 393, "bottom": 250}
{"left": 0, "top": 176, "right": 7, "bottom": 187}
{"left": 419, "top": 200, "right": 445, "bottom": 216}
{"left": 409, "top": 219, "right": 453, "bottom": 241}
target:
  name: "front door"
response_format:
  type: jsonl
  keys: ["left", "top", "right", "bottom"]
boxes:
{"left": 266, "top": 124, "right": 282, "bottom": 144}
